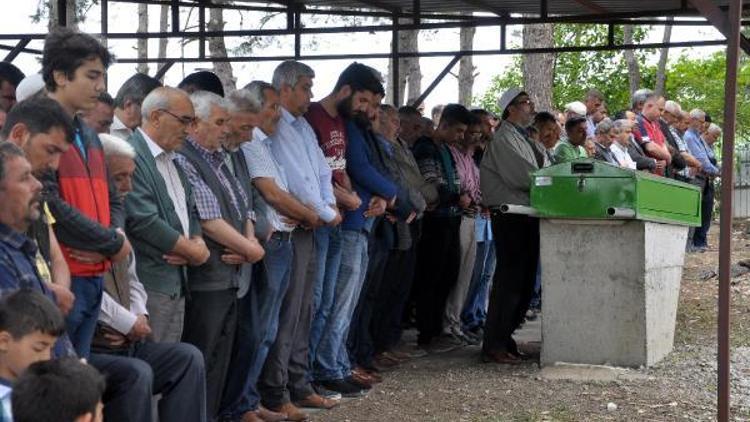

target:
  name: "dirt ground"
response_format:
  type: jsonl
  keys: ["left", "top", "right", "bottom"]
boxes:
{"left": 311, "top": 220, "right": 750, "bottom": 422}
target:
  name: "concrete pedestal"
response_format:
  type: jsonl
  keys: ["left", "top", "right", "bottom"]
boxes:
{"left": 540, "top": 219, "right": 687, "bottom": 368}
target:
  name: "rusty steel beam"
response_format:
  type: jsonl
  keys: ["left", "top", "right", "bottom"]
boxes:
{"left": 689, "top": 0, "right": 750, "bottom": 54}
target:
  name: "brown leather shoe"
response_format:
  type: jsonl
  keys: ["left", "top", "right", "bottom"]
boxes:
{"left": 294, "top": 393, "right": 339, "bottom": 410}
{"left": 240, "top": 411, "right": 265, "bottom": 422}
{"left": 353, "top": 366, "right": 382, "bottom": 384}
{"left": 257, "top": 406, "right": 288, "bottom": 422}
{"left": 269, "top": 403, "right": 308, "bottom": 422}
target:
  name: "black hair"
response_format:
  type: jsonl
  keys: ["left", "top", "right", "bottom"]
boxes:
{"left": 0, "top": 96, "right": 74, "bottom": 145}
{"left": 0, "top": 142, "right": 25, "bottom": 183}
{"left": 705, "top": 113, "right": 712, "bottom": 124}
{"left": 0, "top": 63, "right": 25, "bottom": 88}
{"left": 114, "top": 73, "right": 162, "bottom": 108}
{"left": 471, "top": 108, "right": 492, "bottom": 118}
{"left": 466, "top": 112, "right": 482, "bottom": 127}
{"left": 533, "top": 111, "right": 557, "bottom": 128}
{"left": 438, "top": 103, "right": 472, "bottom": 128}
{"left": 398, "top": 105, "right": 422, "bottom": 118}
{"left": 178, "top": 71, "right": 224, "bottom": 97}
{"left": 333, "top": 62, "right": 385, "bottom": 97}
{"left": 0, "top": 289, "right": 65, "bottom": 340}
{"left": 12, "top": 357, "right": 105, "bottom": 422}
{"left": 97, "top": 92, "right": 115, "bottom": 108}
{"left": 613, "top": 110, "right": 629, "bottom": 121}
{"left": 565, "top": 116, "right": 588, "bottom": 133}
{"left": 42, "top": 27, "right": 113, "bottom": 92}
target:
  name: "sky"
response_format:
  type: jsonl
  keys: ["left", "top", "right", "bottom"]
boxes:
{"left": 2, "top": 2, "right": 726, "bottom": 113}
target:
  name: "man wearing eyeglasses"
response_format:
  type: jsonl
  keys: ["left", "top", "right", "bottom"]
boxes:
{"left": 123, "top": 86, "right": 210, "bottom": 343}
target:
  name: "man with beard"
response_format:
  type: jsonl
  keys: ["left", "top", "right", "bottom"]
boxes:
{"left": 480, "top": 88, "right": 545, "bottom": 364}
{"left": 305, "top": 63, "right": 396, "bottom": 394}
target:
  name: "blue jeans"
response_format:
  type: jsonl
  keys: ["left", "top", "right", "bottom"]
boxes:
{"left": 312, "top": 230, "right": 368, "bottom": 381}
{"left": 308, "top": 226, "right": 343, "bottom": 366}
{"left": 66, "top": 275, "right": 104, "bottom": 358}
{"left": 219, "top": 235, "right": 293, "bottom": 419}
{"left": 461, "top": 241, "right": 496, "bottom": 331}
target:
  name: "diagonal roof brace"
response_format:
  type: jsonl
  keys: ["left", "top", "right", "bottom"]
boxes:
{"left": 689, "top": 0, "right": 750, "bottom": 54}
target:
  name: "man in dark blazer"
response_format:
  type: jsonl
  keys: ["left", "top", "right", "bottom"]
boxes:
{"left": 124, "top": 87, "right": 209, "bottom": 343}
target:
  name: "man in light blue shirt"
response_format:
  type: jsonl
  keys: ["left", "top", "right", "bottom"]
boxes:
{"left": 259, "top": 61, "right": 341, "bottom": 420}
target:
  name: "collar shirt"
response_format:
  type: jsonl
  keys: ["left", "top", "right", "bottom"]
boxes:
{"left": 448, "top": 145, "right": 481, "bottom": 206}
{"left": 139, "top": 128, "right": 190, "bottom": 237}
{"left": 610, "top": 142, "right": 637, "bottom": 169}
{"left": 665, "top": 122, "right": 692, "bottom": 179}
{"left": 269, "top": 107, "right": 336, "bottom": 223}
{"left": 98, "top": 252, "right": 149, "bottom": 335}
{"left": 241, "top": 128, "right": 295, "bottom": 232}
{"left": 586, "top": 116, "right": 596, "bottom": 138}
{"left": 175, "top": 137, "right": 251, "bottom": 222}
{"left": 110, "top": 115, "right": 132, "bottom": 140}
{"left": 684, "top": 128, "right": 720, "bottom": 176}
{"left": 0, "top": 223, "right": 76, "bottom": 357}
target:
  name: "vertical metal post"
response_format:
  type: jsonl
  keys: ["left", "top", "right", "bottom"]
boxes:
{"left": 294, "top": 6, "right": 302, "bottom": 60}
{"left": 718, "top": 0, "right": 741, "bottom": 420}
{"left": 392, "top": 12, "right": 400, "bottom": 106}
{"left": 101, "top": 0, "right": 108, "bottom": 36}
{"left": 607, "top": 23, "right": 615, "bottom": 47}
{"left": 57, "top": 0, "right": 67, "bottom": 27}
{"left": 198, "top": 3, "right": 205, "bottom": 59}
{"left": 171, "top": 0, "right": 179, "bottom": 34}
{"left": 500, "top": 23, "right": 507, "bottom": 51}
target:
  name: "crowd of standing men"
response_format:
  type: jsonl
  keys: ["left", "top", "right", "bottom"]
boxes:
{"left": 0, "top": 25, "right": 720, "bottom": 422}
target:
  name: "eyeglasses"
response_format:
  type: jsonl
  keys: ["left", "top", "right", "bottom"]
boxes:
{"left": 159, "top": 109, "right": 196, "bottom": 126}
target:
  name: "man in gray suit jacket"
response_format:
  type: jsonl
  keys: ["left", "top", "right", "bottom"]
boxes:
{"left": 124, "top": 87, "right": 209, "bottom": 343}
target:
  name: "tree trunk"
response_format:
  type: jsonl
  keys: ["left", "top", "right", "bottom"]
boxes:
{"left": 387, "top": 18, "right": 421, "bottom": 106}
{"left": 458, "top": 25, "right": 476, "bottom": 107}
{"left": 521, "top": 23, "right": 555, "bottom": 112}
{"left": 208, "top": 2, "right": 237, "bottom": 94}
{"left": 136, "top": 3, "right": 149, "bottom": 74}
{"left": 655, "top": 19, "right": 673, "bottom": 96}
{"left": 156, "top": 5, "right": 170, "bottom": 78}
{"left": 623, "top": 25, "right": 641, "bottom": 95}
{"left": 48, "top": 0, "right": 78, "bottom": 30}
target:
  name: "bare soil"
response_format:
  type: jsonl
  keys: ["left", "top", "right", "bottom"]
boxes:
{"left": 311, "top": 220, "right": 750, "bottom": 422}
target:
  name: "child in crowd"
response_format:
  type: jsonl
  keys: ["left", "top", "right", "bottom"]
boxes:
{"left": 0, "top": 289, "right": 66, "bottom": 420}
{"left": 12, "top": 357, "right": 105, "bottom": 422}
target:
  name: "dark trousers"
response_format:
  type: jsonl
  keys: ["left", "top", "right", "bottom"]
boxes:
{"left": 89, "top": 342, "right": 207, "bottom": 422}
{"left": 259, "top": 229, "right": 316, "bottom": 408}
{"left": 693, "top": 182, "right": 714, "bottom": 248}
{"left": 414, "top": 214, "right": 461, "bottom": 345}
{"left": 482, "top": 213, "right": 540, "bottom": 354}
{"left": 182, "top": 289, "right": 239, "bottom": 418}
{"left": 220, "top": 236, "right": 294, "bottom": 419}
{"left": 348, "top": 232, "right": 391, "bottom": 369}
{"left": 372, "top": 227, "right": 419, "bottom": 353}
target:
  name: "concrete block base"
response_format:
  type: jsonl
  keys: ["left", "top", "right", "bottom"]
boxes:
{"left": 540, "top": 219, "right": 687, "bottom": 368}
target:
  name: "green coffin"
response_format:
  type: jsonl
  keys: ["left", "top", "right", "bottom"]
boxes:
{"left": 530, "top": 159, "right": 702, "bottom": 226}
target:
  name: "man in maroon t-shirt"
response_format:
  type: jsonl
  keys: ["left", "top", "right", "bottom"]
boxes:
{"left": 304, "top": 63, "right": 388, "bottom": 394}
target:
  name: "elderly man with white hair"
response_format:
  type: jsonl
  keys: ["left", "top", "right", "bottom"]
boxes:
{"left": 174, "top": 90, "right": 265, "bottom": 418}
{"left": 124, "top": 87, "right": 210, "bottom": 344}
{"left": 691, "top": 121, "right": 722, "bottom": 251}
{"left": 96, "top": 133, "right": 208, "bottom": 422}
{"left": 660, "top": 99, "right": 701, "bottom": 182}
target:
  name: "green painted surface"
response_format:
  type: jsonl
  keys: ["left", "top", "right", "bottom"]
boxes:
{"left": 530, "top": 159, "right": 701, "bottom": 226}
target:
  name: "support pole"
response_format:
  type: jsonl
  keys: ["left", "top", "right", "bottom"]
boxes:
{"left": 57, "top": 0, "right": 68, "bottom": 27}
{"left": 717, "top": 0, "right": 742, "bottom": 420}
{"left": 411, "top": 54, "right": 462, "bottom": 107}
{"left": 391, "top": 13, "right": 400, "bottom": 106}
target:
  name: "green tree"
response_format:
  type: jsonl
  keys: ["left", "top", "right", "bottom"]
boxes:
{"left": 477, "top": 24, "right": 653, "bottom": 115}
{"left": 665, "top": 51, "right": 750, "bottom": 140}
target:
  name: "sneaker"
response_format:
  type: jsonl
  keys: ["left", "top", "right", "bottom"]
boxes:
{"left": 319, "top": 379, "right": 367, "bottom": 398}
{"left": 426, "top": 335, "right": 463, "bottom": 354}
{"left": 392, "top": 343, "right": 428, "bottom": 359}
{"left": 312, "top": 383, "right": 343, "bottom": 401}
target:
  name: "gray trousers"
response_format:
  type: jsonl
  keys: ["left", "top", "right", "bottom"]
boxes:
{"left": 443, "top": 216, "right": 478, "bottom": 335}
{"left": 146, "top": 291, "right": 184, "bottom": 344}
{"left": 259, "top": 229, "right": 316, "bottom": 408}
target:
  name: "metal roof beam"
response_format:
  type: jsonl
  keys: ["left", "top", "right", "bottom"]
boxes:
{"left": 689, "top": 0, "right": 750, "bottom": 54}
{"left": 459, "top": 0, "right": 507, "bottom": 16}
{"left": 571, "top": 0, "right": 609, "bottom": 14}
{"left": 2, "top": 39, "right": 31, "bottom": 63}
{"left": 354, "top": 0, "right": 400, "bottom": 13}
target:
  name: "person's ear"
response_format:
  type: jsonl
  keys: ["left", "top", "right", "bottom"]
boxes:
{"left": 0, "top": 332, "right": 12, "bottom": 353}
{"left": 73, "top": 412, "right": 94, "bottom": 422}
{"left": 52, "top": 70, "right": 69, "bottom": 90}
{"left": 338, "top": 85, "right": 351, "bottom": 100}
{"left": 8, "top": 123, "right": 30, "bottom": 146}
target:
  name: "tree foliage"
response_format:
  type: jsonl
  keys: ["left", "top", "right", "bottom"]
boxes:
{"left": 477, "top": 24, "right": 653, "bottom": 114}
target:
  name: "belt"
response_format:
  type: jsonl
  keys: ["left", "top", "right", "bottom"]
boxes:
{"left": 270, "top": 231, "right": 293, "bottom": 241}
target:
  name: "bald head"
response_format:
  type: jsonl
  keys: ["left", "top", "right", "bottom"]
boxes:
{"left": 140, "top": 87, "right": 195, "bottom": 152}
